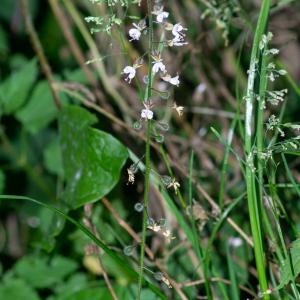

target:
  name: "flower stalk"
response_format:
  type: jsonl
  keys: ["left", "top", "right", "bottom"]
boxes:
{"left": 137, "top": 0, "right": 154, "bottom": 298}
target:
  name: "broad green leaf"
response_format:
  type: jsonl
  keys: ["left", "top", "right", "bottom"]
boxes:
{"left": 59, "top": 105, "right": 128, "bottom": 209}
{"left": 0, "top": 278, "right": 40, "bottom": 300}
{"left": 16, "top": 81, "right": 61, "bottom": 134}
{"left": 14, "top": 255, "right": 78, "bottom": 289}
{"left": 277, "top": 238, "right": 300, "bottom": 289}
{"left": 0, "top": 58, "right": 38, "bottom": 114}
{"left": 43, "top": 137, "right": 64, "bottom": 177}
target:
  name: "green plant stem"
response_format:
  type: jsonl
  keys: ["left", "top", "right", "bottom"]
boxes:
{"left": 218, "top": 117, "right": 236, "bottom": 209}
{"left": 244, "top": 0, "right": 270, "bottom": 298}
{"left": 137, "top": 1, "right": 153, "bottom": 298}
{"left": 137, "top": 120, "right": 152, "bottom": 299}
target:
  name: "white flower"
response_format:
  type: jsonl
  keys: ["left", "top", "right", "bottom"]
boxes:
{"left": 152, "top": 61, "right": 166, "bottom": 74}
{"left": 152, "top": 6, "right": 169, "bottom": 23}
{"left": 141, "top": 109, "right": 153, "bottom": 120}
{"left": 157, "top": 11, "right": 169, "bottom": 23}
{"left": 172, "top": 23, "right": 187, "bottom": 38}
{"left": 128, "top": 22, "right": 146, "bottom": 42}
{"left": 168, "top": 35, "right": 188, "bottom": 47}
{"left": 122, "top": 66, "right": 136, "bottom": 83}
{"left": 129, "top": 28, "right": 141, "bottom": 41}
{"left": 148, "top": 222, "right": 161, "bottom": 232}
{"left": 141, "top": 102, "right": 154, "bottom": 120}
{"left": 167, "top": 178, "right": 180, "bottom": 194}
{"left": 228, "top": 237, "right": 243, "bottom": 248}
{"left": 127, "top": 168, "right": 135, "bottom": 185}
{"left": 172, "top": 102, "right": 184, "bottom": 116}
{"left": 162, "top": 74, "right": 180, "bottom": 86}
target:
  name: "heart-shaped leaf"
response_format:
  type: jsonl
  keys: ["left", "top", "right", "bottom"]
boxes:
{"left": 59, "top": 105, "right": 128, "bottom": 208}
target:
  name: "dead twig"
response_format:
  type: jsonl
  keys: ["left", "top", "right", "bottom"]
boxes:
{"left": 20, "top": 0, "right": 61, "bottom": 110}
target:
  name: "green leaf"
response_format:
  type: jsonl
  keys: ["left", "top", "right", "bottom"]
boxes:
{"left": 14, "top": 255, "right": 78, "bottom": 289}
{"left": 0, "top": 278, "right": 40, "bottom": 300}
{"left": 43, "top": 137, "right": 64, "bottom": 177}
{"left": 0, "top": 25, "right": 9, "bottom": 55}
{"left": 16, "top": 81, "right": 62, "bottom": 134}
{"left": 277, "top": 238, "right": 300, "bottom": 289}
{"left": 0, "top": 169, "right": 5, "bottom": 194}
{"left": 52, "top": 273, "right": 89, "bottom": 298}
{"left": 52, "top": 286, "right": 115, "bottom": 300}
{"left": 59, "top": 105, "right": 128, "bottom": 209}
{"left": 0, "top": 58, "right": 38, "bottom": 114}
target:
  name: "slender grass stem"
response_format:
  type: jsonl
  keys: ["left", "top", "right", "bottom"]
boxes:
{"left": 137, "top": 1, "right": 153, "bottom": 298}
{"left": 244, "top": 0, "right": 270, "bottom": 298}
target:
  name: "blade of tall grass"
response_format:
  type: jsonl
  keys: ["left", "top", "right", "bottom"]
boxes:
{"left": 218, "top": 117, "right": 237, "bottom": 209}
{"left": 244, "top": 0, "right": 271, "bottom": 297}
{"left": 226, "top": 242, "right": 240, "bottom": 300}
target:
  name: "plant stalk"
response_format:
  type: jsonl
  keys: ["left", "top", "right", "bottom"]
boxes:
{"left": 137, "top": 1, "right": 154, "bottom": 298}
{"left": 244, "top": 0, "right": 270, "bottom": 298}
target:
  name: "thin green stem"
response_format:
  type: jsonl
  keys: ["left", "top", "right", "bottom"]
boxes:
{"left": 219, "top": 117, "right": 236, "bottom": 209}
{"left": 137, "top": 1, "right": 153, "bottom": 298}
{"left": 137, "top": 119, "right": 152, "bottom": 299}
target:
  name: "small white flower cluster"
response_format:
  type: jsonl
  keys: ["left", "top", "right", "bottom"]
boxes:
{"left": 267, "top": 62, "right": 287, "bottom": 82}
{"left": 266, "top": 89, "right": 288, "bottom": 106}
{"left": 141, "top": 101, "right": 154, "bottom": 120}
{"left": 266, "top": 114, "right": 285, "bottom": 137}
{"left": 147, "top": 218, "right": 175, "bottom": 243}
{"left": 259, "top": 32, "right": 273, "bottom": 50}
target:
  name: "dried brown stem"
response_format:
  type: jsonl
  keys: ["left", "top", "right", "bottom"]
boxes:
{"left": 20, "top": 0, "right": 61, "bottom": 110}
{"left": 178, "top": 277, "right": 256, "bottom": 298}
